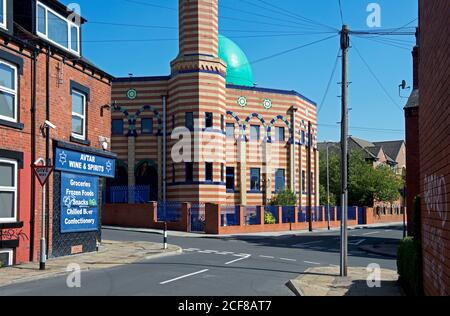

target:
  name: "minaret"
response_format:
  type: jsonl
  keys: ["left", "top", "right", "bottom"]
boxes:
{"left": 168, "top": 0, "right": 227, "bottom": 203}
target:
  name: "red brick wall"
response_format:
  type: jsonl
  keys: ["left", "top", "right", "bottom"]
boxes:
{"left": 405, "top": 106, "right": 419, "bottom": 234}
{"left": 419, "top": 0, "right": 450, "bottom": 296}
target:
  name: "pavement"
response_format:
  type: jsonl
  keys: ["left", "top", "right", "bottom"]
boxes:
{"left": 288, "top": 266, "right": 403, "bottom": 296}
{"left": 0, "top": 240, "right": 181, "bottom": 288}
{"left": 0, "top": 224, "right": 403, "bottom": 296}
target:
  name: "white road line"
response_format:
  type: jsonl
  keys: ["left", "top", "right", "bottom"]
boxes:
{"left": 362, "top": 231, "right": 379, "bottom": 236}
{"left": 198, "top": 250, "right": 217, "bottom": 254}
{"left": 348, "top": 239, "right": 366, "bottom": 245}
{"left": 233, "top": 253, "right": 251, "bottom": 257}
{"left": 280, "top": 258, "right": 297, "bottom": 262}
{"left": 259, "top": 255, "right": 275, "bottom": 259}
{"left": 216, "top": 251, "right": 234, "bottom": 255}
{"left": 183, "top": 248, "right": 200, "bottom": 252}
{"left": 225, "top": 255, "right": 251, "bottom": 265}
{"left": 159, "top": 269, "right": 209, "bottom": 285}
{"left": 304, "top": 261, "right": 321, "bottom": 265}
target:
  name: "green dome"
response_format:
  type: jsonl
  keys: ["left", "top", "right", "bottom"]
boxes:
{"left": 218, "top": 35, "right": 254, "bottom": 87}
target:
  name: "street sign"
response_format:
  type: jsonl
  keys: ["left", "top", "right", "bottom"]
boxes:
{"left": 33, "top": 165, "right": 54, "bottom": 186}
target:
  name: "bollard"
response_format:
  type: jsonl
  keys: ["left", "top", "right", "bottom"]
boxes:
{"left": 163, "top": 221, "right": 168, "bottom": 250}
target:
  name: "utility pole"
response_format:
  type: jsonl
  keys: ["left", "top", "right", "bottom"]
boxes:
{"left": 326, "top": 141, "right": 331, "bottom": 230}
{"left": 340, "top": 25, "right": 350, "bottom": 277}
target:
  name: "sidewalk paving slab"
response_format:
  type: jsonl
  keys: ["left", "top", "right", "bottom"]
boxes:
{"left": 0, "top": 240, "right": 181, "bottom": 288}
{"left": 287, "top": 266, "right": 403, "bottom": 296}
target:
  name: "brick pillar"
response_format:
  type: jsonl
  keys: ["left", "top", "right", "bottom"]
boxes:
{"left": 259, "top": 206, "right": 265, "bottom": 225}
{"left": 205, "top": 203, "right": 220, "bottom": 234}
{"left": 364, "top": 207, "right": 374, "bottom": 225}
{"left": 277, "top": 206, "right": 282, "bottom": 225}
{"left": 128, "top": 136, "right": 136, "bottom": 204}
{"left": 239, "top": 205, "right": 245, "bottom": 227}
{"left": 180, "top": 202, "right": 190, "bottom": 232}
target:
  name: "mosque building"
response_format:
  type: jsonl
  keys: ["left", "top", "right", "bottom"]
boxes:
{"left": 109, "top": 0, "right": 319, "bottom": 207}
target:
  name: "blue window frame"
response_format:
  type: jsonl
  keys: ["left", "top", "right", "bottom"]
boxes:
{"left": 301, "top": 170, "right": 306, "bottom": 193}
{"left": 275, "top": 127, "right": 285, "bottom": 142}
{"left": 226, "top": 123, "right": 235, "bottom": 139}
{"left": 111, "top": 119, "right": 123, "bottom": 136}
{"left": 301, "top": 131, "right": 305, "bottom": 145}
{"left": 250, "top": 125, "right": 260, "bottom": 141}
{"left": 205, "top": 112, "right": 213, "bottom": 129}
{"left": 275, "top": 169, "right": 285, "bottom": 192}
{"left": 185, "top": 112, "right": 194, "bottom": 131}
{"left": 141, "top": 118, "right": 153, "bottom": 135}
{"left": 186, "top": 162, "right": 193, "bottom": 182}
{"left": 205, "top": 162, "right": 213, "bottom": 182}
{"left": 226, "top": 167, "right": 235, "bottom": 191}
{"left": 250, "top": 168, "right": 260, "bottom": 191}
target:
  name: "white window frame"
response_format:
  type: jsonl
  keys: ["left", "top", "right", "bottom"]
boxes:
{"left": 0, "top": 0, "right": 7, "bottom": 30}
{"left": 36, "top": 1, "right": 80, "bottom": 55}
{"left": 71, "top": 90, "right": 86, "bottom": 140}
{"left": 0, "top": 59, "right": 18, "bottom": 123}
{"left": 0, "top": 159, "right": 18, "bottom": 223}
{"left": 0, "top": 249, "right": 13, "bottom": 266}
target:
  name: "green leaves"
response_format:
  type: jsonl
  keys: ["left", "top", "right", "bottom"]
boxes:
{"left": 270, "top": 190, "right": 297, "bottom": 206}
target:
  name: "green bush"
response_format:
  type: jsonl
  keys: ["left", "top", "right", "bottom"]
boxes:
{"left": 264, "top": 211, "right": 276, "bottom": 224}
{"left": 397, "top": 237, "right": 421, "bottom": 296}
{"left": 270, "top": 190, "right": 297, "bottom": 206}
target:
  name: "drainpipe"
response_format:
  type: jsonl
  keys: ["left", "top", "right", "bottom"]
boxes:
{"left": 162, "top": 95, "right": 167, "bottom": 218}
{"left": 29, "top": 50, "right": 38, "bottom": 262}
{"left": 307, "top": 121, "right": 313, "bottom": 232}
{"left": 45, "top": 48, "right": 51, "bottom": 257}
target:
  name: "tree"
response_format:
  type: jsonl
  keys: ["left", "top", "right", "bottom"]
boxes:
{"left": 319, "top": 183, "right": 337, "bottom": 206}
{"left": 270, "top": 190, "right": 297, "bottom": 206}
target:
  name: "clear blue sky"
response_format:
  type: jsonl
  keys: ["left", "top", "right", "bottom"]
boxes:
{"left": 62, "top": 0, "right": 418, "bottom": 142}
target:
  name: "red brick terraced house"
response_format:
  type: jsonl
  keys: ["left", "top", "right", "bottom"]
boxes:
{"left": 108, "top": 0, "right": 320, "bottom": 210}
{"left": 0, "top": 0, "right": 115, "bottom": 266}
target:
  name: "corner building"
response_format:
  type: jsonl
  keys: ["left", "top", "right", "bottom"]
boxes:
{"left": 111, "top": 0, "right": 319, "bottom": 207}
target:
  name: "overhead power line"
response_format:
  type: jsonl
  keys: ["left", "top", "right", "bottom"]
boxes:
{"left": 338, "top": 0, "right": 345, "bottom": 25}
{"left": 318, "top": 47, "right": 340, "bottom": 114}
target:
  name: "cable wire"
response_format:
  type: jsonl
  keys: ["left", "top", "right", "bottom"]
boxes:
{"left": 318, "top": 47, "right": 340, "bottom": 114}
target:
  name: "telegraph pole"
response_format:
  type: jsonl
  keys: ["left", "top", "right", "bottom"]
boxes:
{"left": 326, "top": 142, "right": 331, "bottom": 230}
{"left": 340, "top": 25, "right": 350, "bottom": 277}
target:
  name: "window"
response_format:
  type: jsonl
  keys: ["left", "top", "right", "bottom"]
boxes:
{"left": 275, "top": 169, "right": 285, "bottom": 193}
{"left": 0, "top": 249, "right": 13, "bottom": 267}
{"left": 205, "top": 112, "right": 213, "bottom": 129}
{"left": 71, "top": 90, "right": 86, "bottom": 140}
{"left": 185, "top": 112, "right": 194, "bottom": 131}
{"left": 221, "top": 114, "right": 224, "bottom": 131}
{"left": 0, "top": 159, "right": 17, "bottom": 223}
{"left": 226, "top": 167, "right": 235, "bottom": 190}
{"left": 250, "top": 168, "right": 260, "bottom": 192}
{"left": 111, "top": 119, "right": 123, "bottom": 136}
{"left": 0, "top": 60, "right": 17, "bottom": 123}
{"left": 36, "top": 2, "right": 80, "bottom": 54}
{"left": 0, "top": 0, "right": 7, "bottom": 30}
{"left": 226, "top": 123, "right": 235, "bottom": 139}
{"left": 205, "top": 162, "right": 213, "bottom": 182}
{"left": 301, "top": 170, "right": 306, "bottom": 193}
{"left": 185, "top": 162, "right": 193, "bottom": 182}
{"left": 301, "top": 131, "right": 305, "bottom": 145}
{"left": 275, "top": 127, "right": 285, "bottom": 142}
{"left": 250, "top": 125, "right": 260, "bottom": 141}
{"left": 141, "top": 118, "right": 153, "bottom": 135}
{"left": 220, "top": 163, "right": 224, "bottom": 183}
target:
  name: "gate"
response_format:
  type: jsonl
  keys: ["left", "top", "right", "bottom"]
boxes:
{"left": 189, "top": 204, "right": 205, "bottom": 232}
{"left": 358, "top": 207, "right": 365, "bottom": 225}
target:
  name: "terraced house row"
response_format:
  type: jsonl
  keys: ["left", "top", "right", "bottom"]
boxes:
{"left": 109, "top": 0, "right": 320, "bottom": 207}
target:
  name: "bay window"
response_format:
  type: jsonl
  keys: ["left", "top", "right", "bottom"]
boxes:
{"left": 36, "top": 2, "right": 80, "bottom": 55}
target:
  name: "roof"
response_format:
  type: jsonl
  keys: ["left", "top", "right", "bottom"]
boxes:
{"left": 404, "top": 89, "right": 419, "bottom": 109}
{"left": 45, "top": 0, "right": 88, "bottom": 23}
{"left": 373, "top": 140, "right": 405, "bottom": 161}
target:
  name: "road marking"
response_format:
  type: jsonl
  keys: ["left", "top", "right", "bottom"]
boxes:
{"left": 216, "top": 251, "right": 234, "bottom": 255}
{"left": 159, "top": 269, "right": 209, "bottom": 285}
{"left": 362, "top": 231, "right": 379, "bottom": 236}
{"left": 198, "top": 250, "right": 217, "bottom": 254}
{"left": 280, "top": 258, "right": 297, "bottom": 262}
{"left": 183, "top": 248, "right": 200, "bottom": 252}
{"left": 348, "top": 239, "right": 366, "bottom": 245}
{"left": 259, "top": 255, "right": 275, "bottom": 259}
{"left": 225, "top": 255, "right": 251, "bottom": 265}
{"left": 304, "top": 261, "right": 321, "bottom": 265}
{"left": 384, "top": 229, "right": 392, "bottom": 232}
{"left": 234, "top": 253, "right": 251, "bottom": 257}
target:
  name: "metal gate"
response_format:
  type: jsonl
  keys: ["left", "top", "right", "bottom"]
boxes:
{"left": 189, "top": 204, "right": 205, "bottom": 232}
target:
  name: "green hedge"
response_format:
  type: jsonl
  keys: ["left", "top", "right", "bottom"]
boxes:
{"left": 397, "top": 237, "right": 421, "bottom": 296}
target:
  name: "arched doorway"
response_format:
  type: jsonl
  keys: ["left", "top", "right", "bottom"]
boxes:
{"left": 135, "top": 160, "right": 158, "bottom": 202}
{"left": 105, "top": 162, "right": 128, "bottom": 203}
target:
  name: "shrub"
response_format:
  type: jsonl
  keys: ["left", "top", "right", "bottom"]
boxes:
{"left": 397, "top": 237, "right": 421, "bottom": 296}
{"left": 270, "top": 190, "right": 297, "bottom": 206}
{"left": 264, "top": 211, "right": 276, "bottom": 224}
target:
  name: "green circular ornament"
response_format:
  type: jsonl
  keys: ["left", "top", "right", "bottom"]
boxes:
{"left": 237, "top": 96, "right": 247, "bottom": 107}
{"left": 262, "top": 98, "right": 272, "bottom": 110}
{"left": 127, "top": 89, "right": 137, "bottom": 100}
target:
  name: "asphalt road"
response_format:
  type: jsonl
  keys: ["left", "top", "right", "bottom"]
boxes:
{"left": 0, "top": 224, "right": 402, "bottom": 296}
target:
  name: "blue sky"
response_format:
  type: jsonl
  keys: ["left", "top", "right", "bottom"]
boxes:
{"left": 62, "top": 0, "right": 418, "bottom": 142}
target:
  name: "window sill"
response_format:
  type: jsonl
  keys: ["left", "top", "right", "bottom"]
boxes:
{"left": 0, "top": 221, "right": 23, "bottom": 229}
{"left": 70, "top": 136, "right": 91, "bottom": 146}
{"left": 0, "top": 119, "right": 24, "bottom": 130}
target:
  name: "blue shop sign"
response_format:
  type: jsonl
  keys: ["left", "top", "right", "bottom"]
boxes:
{"left": 61, "top": 173, "right": 99, "bottom": 233}
{"left": 55, "top": 147, "right": 115, "bottom": 178}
